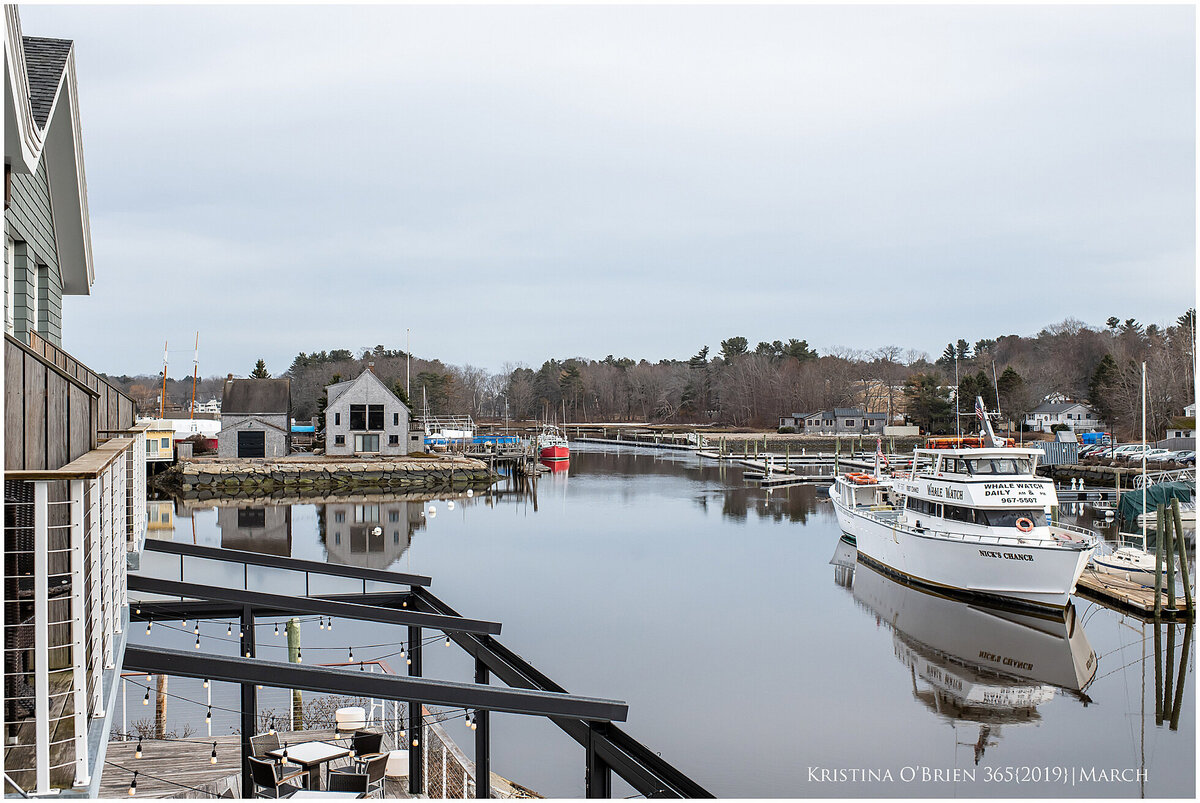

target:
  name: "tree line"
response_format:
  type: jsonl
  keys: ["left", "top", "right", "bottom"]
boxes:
{"left": 101, "top": 311, "right": 1195, "bottom": 440}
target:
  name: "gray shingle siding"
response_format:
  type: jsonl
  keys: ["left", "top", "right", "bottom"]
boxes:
{"left": 324, "top": 370, "right": 410, "bottom": 457}
{"left": 217, "top": 414, "right": 290, "bottom": 458}
{"left": 5, "top": 158, "right": 63, "bottom": 346}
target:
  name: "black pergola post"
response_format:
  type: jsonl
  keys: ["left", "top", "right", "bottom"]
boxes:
{"left": 240, "top": 605, "right": 258, "bottom": 798}
{"left": 408, "top": 625, "right": 423, "bottom": 796}
{"left": 585, "top": 722, "right": 611, "bottom": 799}
{"left": 475, "top": 658, "right": 490, "bottom": 799}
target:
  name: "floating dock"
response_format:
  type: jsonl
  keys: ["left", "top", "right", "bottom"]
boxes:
{"left": 1075, "top": 568, "right": 1193, "bottom": 621}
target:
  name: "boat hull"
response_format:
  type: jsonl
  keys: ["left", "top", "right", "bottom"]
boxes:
{"left": 539, "top": 444, "right": 569, "bottom": 461}
{"left": 832, "top": 487, "right": 1093, "bottom": 611}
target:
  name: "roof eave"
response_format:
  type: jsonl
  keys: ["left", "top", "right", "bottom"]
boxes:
{"left": 44, "top": 49, "right": 93, "bottom": 295}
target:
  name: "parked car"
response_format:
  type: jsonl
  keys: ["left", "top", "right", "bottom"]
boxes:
{"left": 1147, "top": 449, "right": 1185, "bottom": 463}
{"left": 1175, "top": 450, "right": 1195, "bottom": 465}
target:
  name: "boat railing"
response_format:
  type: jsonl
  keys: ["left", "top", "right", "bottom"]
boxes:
{"left": 865, "top": 511, "right": 1099, "bottom": 550}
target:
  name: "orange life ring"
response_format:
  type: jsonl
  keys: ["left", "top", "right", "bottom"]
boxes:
{"left": 1016, "top": 517, "right": 1034, "bottom": 533}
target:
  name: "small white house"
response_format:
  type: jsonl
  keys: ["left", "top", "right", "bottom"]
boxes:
{"left": 1023, "top": 400, "right": 1106, "bottom": 433}
{"left": 324, "top": 367, "right": 411, "bottom": 456}
{"left": 1166, "top": 403, "right": 1196, "bottom": 440}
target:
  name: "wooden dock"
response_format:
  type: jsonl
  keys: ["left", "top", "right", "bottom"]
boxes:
{"left": 1075, "top": 568, "right": 1193, "bottom": 620}
{"left": 101, "top": 729, "right": 412, "bottom": 798}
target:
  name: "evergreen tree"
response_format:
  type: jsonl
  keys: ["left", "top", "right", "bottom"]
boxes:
{"left": 250, "top": 359, "right": 270, "bottom": 379}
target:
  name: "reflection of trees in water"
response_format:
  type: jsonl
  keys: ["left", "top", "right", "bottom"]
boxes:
{"left": 717, "top": 484, "right": 819, "bottom": 523}
{"left": 567, "top": 448, "right": 823, "bottom": 524}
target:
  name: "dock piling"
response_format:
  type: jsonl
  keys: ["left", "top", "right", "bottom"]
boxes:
{"left": 1171, "top": 499, "right": 1193, "bottom": 614}
{"left": 1154, "top": 506, "right": 1165, "bottom": 618}
{"left": 1165, "top": 505, "right": 1176, "bottom": 611}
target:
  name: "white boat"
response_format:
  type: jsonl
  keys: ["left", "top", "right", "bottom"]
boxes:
{"left": 829, "top": 398, "right": 1100, "bottom": 612}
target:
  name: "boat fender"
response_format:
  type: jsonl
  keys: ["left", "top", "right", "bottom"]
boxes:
{"left": 1016, "top": 517, "right": 1034, "bottom": 533}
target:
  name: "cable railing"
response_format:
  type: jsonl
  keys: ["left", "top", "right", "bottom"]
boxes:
{"left": 3, "top": 427, "right": 147, "bottom": 795}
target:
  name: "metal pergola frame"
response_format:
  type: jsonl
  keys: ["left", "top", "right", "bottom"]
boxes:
{"left": 127, "top": 543, "right": 713, "bottom": 799}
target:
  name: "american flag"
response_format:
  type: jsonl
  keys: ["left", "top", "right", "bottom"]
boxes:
{"left": 975, "top": 396, "right": 987, "bottom": 426}
{"left": 876, "top": 437, "right": 888, "bottom": 466}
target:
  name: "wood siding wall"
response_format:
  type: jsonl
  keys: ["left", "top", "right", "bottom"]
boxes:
{"left": 4, "top": 333, "right": 135, "bottom": 471}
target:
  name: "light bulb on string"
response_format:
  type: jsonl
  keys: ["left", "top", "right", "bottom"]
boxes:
{"left": 194, "top": 635, "right": 200, "bottom": 649}
{"left": 327, "top": 619, "right": 333, "bottom": 632}
{"left": 145, "top": 620, "right": 151, "bottom": 636}
{"left": 142, "top": 688, "right": 149, "bottom": 706}
{"left": 268, "top": 717, "right": 275, "bottom": 736}
{"left": 445, "top": 636, "right": 451, "bottom": 647}
{"left": 134, "top": 738, "right": 142, "bottom": 759}
{"left": 296, "top": 648, "right": 302, "bottom": 664}
{"left": 348, "top": 647, "right": 354, "bottom": 662}
{"left": 239, "top": 629, "right": 244, "bottom": 639}
{"left": 205, "top": 707, "right": 211, "bottom": 726}
{"left": 274, "top": 622, "right": 279, "bottom": 636}
{"left": 227, "top": 623, "right": 232, "bottom": 636}
{"left": 128, "top": 771, "right": 137, "bottom": 796}
{"left": 181, "top": 618, "right": 187, "bottom": 628}
{"left": 319, "top": 617, "right": 325, "bottom": 630}
{"left": 210, "top": 742, "right": 218, "bottom": 765}
{"left": 193, "top": 624, "right": 199, "bottom": 635}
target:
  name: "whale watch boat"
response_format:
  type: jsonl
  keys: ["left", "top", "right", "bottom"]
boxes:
{"left": 829, "top": 397, "right": 1100, "bottom": 611}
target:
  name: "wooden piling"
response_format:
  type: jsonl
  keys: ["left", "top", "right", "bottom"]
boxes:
{"left": 1172, "top": 499, "right": 1193, "bottom": 614}
{"left": 1169, "top": 620, "right": 1192, "bottom": 730}
{"left": 1154, "top": 616, "right": 1163, "bottom": 723}
{"left": 287, "top": 618, "right": 304, "bottom": 729}
{"left": 155, "top": 674, "right": 168, "bottom": 740}
{"left": 1164, "top": 618, "right": 1176, "bottom": 718}
{"left": 1165, "top": 505, "right": 1176, "bottom": 611}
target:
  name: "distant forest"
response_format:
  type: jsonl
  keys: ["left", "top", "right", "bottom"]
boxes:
{"left": 102, "top": 311, "right": 1196, "bottom": 440}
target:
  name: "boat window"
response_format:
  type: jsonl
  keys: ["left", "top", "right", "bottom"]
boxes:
{"left": 908, "top": 497, "right": 943, "bottom": 517}
{"left": 943, "top": 503, "right": 976, "bottom": 523}
{"left": 976, "top": 509, "right": 1043, "bottom": 527}
{"left": 965, "top": 458, "right": 1034, "bottom": 475}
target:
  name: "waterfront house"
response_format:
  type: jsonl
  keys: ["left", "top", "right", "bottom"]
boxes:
{"left": 321, "top": 500, "right": 422, "bottom": 569}
{"left": 217, "top": 376, "right": 291, "bottom": 458}
{"left": 4, "top": 7, "right": 147, "bottom": 795}
{"left": 324, "top": 366, "right": 411, "bottom": 456}
{"left": 217, "top": 504, "right": 292, "bottom": 556}
{"left": 799, "top": 408, "right": 887, "bottom": 435}
{"left": 1023, "top": 399, "right": 1106, "bottom": 433}
{"left": 140, "top": 419, "right": 175, "bottom": 462}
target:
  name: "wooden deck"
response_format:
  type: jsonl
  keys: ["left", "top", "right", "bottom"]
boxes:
{"left": 101, "top": 729, "right": 411, "bottom": 799}
{"left": 1076, "top": 568, "right": 1193, "bottom": 620}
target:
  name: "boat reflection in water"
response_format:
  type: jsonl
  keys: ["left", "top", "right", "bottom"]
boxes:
{"left": 837, "top": 539, "right": 1097, "bottom": 762}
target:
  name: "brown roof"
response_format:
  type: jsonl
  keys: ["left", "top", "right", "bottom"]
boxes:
{"left": 222, "top": 378, "right": 290, "bottom": 415}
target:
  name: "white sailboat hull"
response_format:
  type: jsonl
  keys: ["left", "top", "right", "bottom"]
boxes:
{"left": 832, "top": 487, "right": 1094, "bottom": 610}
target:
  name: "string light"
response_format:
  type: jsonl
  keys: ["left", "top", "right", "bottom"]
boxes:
{"left": 327, "top": 618, "right": 333, "bottom": 632}
{"left": 181, "top": 619, "right": 187, "bottom": 628}
{"left": 320, "top": 617, "right": 325, "bottom": 630}
{"left": 445, "top": 636, "right": 451, "bottom": 647}
{"left": 205, "top": 707, "right": 211, "bottom": 726}
{"left": 210, "top": 742, "right": 218, "bottom": 765}
{"left": 239, "top": 629, "right": 244, "bottom": 639}
{"left": 281, "top": 742, "right": 288, "bottom": 761}
{"left": 145, "top": 620, "right": 152, "bottom": 636}
{"left": 227, "top": 623, "right": 232, "bottom": 636}
{"left": 128, "top": 771, "right": 137, "bottom": 796}
{"left": 348, "top": 647, "right": 354, "bottom": 662}
{"left": 202, "top": 678, "right": 209, "bottom": 689}
{"left": 274, "top": 622, "right": 279, "bottom": 636}
{"left": 296, "top": 648, "right": 302, "bottom": 664}
{"left": 142, "top": 689, "right": 149, "bottom": 706}
{"left": 134, "top": 738, "right": 142, "bottom": 759}
{"left": 193, "top": 624, "right": 199, "bottom": 635}
{"left": 194, "top": 635, "right": 200, "bottom": 649}
{"left": 400, "top": 646, "right": 406, "bottom": 658}
{"left": 412, "top": 737, "right": 419, "bottom": 747}
{"left": 268, "top": 717, "right": 275, "bottom": 736}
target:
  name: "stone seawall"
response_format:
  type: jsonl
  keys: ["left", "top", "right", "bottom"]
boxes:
{"left": 163, "top": 456, "right": 496, "bottom": 496}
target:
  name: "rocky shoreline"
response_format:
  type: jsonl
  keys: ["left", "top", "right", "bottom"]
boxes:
{"left": 157, "top": 456, "right": 497, "bottom": 496}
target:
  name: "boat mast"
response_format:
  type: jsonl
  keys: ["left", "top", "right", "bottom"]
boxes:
{"left": 1141, "top": 361, "right": 1147, "bottom": 547}
{"left": 159, "top": 340, "right": 168, "bottom": 419}
{"left": 954, "top": 353, "right": 961, "bottom": 440}
{"left": 190, "top": 332, "right": 199, "bottom": 422}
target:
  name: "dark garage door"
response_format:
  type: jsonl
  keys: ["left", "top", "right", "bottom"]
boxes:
{"left": 237, "top": 430, "right": 266, "bottom": 458}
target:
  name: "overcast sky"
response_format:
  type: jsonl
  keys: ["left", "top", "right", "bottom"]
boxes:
{"left": 22, "top": 4, "right": 1196, "bottom": 378}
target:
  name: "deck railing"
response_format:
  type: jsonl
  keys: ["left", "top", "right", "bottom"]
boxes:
{"left": 3, "top": 428, "right": 146, "bottom": 795}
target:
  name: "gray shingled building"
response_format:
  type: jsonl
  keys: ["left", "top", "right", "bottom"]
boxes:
{"left": 324, "top": 368, "right": 410, "bottom": 456}
{"left": 218, "top": 377, "right": 291, "bottom": 458}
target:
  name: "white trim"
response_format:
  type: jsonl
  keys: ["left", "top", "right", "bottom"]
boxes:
{"left": 33, "top": 482, "right": 51, "bottom": 795}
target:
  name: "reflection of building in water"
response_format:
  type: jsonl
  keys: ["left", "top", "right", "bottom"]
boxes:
{"left": 320, "top": 501, "right": 424, "bottom": 570}
{"left": 217, "top": 505, "right": 292, "bottom": 556}
{"left": 829, "top": 536, "right": 856, "bottom": 590}
{"left": 849, "top": 556, "right": 1096, "bottom": 761}
{"left": 147, "top": 500, "right": 176, "bottom": 540}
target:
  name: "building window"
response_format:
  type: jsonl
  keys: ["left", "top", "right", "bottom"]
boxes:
{"left": 389, "top": 510, "right": 400, "bottom": 523}
{"left": 335, "top": 435, "right": 345, "bottom": 445}
{"left": 335, "top": 412, "right": 340, "bottom": 425}
{"left": 389, "top": 434, "right": 399, "bottom": 446}
{"left": 161, "top": 437, "right": 170, "bottom": 448}
{"left": 238, "top": 508, "right": 266, "bottom": 528}
{"left": 368, "top": 404, "right": 384, "bottom": 430}
{"left": 334, "top": 511, "right": 345, "bottom": 523}
{"left": 146, "top": 441, "right": 153, "bottom": 454}
{"left": 350, "top": 405, "right": 366, "bottom": 430}
{"left": 393, "top": 412, "right": 400, "bottom": 426}
{"left": 844, "top": 420, "right": 854, "bottom": 428}
{"left": 355, "top": 434, "right": 380, "bottom": 453}
{"left": 355, "top": 504, "right": 380, "bottom": 523}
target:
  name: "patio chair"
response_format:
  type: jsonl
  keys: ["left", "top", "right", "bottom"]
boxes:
{"left": 328, "top": 771, "right": 369, "bottom": 795}
{"left": 249, "top": 756, "right": 306, "bottom": 799}
{"left": 251, "top": 732, "right": 282, "bottom": 763}
{"left": 331, "top": 753, "right": 387, "bottom": 796}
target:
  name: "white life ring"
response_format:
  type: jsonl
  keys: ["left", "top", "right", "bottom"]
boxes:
{"left": 1016, "top": 517, "right": 1034, "bottom": 533}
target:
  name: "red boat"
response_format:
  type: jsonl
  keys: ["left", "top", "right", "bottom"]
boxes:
{"left": 537, "top": 425, "right": 570, "bottom": 461}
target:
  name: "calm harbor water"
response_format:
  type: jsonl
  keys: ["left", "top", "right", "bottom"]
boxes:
{"left": 131, "top": 446, "right": 1194, "bottom": 798}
